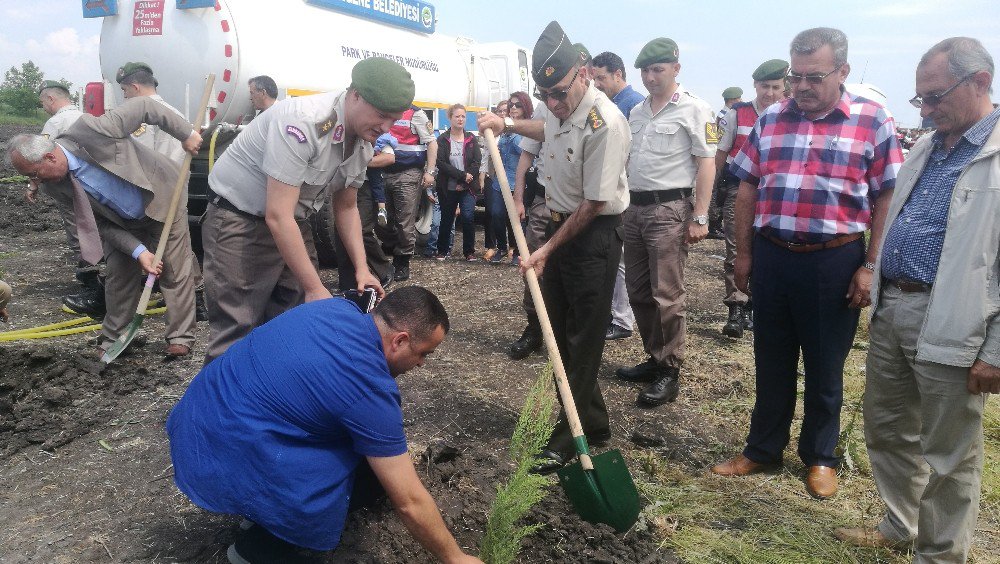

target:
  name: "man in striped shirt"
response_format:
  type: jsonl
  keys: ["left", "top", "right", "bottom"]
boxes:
{"left": 710, "top": 27, "right": 903, "bottom": 500}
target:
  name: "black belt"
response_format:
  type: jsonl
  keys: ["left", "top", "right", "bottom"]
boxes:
{"left": 630, "top": 188, "right": 692, "bottom": 206}
{"left": 761, "top": 232, "right": 863, "bottom": 253}
{"left": 884, "top": 277, "right": 932, "bottom": 293}
{"left": 206, "top": 188, "right": 260, "bottom": 219}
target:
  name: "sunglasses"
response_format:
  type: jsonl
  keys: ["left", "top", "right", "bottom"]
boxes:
{"left": 507, "top": 101, "right": 523, "bottom": 109}
{"left": 786, "top": 64, "right": 842, "bottom": 85}
{"left": 533, "top": 66, "right": 582, "bottom": 102}
{"left": 909, "top": 73, "right": 975, "bottom": 109}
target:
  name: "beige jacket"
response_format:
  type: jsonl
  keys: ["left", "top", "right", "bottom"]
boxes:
{"left": 870, "top": 119, "right": 1000, "bottom": 368}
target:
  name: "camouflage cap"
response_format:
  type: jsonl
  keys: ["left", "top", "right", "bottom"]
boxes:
{"left": 350, "top": 58, "right": 415, "bottom": 113}
{"left": 116, "top": 62, "right": 158, "bottom": 87}
{"left": 752, "top": 59, "right": 789, "bottom": 81}
{"left": 722, "top": 86, "right": 743, "bottom": 100}
{"left": 532, "top": 21, "right": 581, "bottom": 88}
{"left": 634, "top": 38, "right": 679, "bottom": 68}
{"left": 38, "top": 80, "right": 70, "bottom": 95}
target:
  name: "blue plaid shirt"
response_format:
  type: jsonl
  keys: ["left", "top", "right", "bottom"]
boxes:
{"left": 881, "top": 106, "right": 1000, "bottom": 284}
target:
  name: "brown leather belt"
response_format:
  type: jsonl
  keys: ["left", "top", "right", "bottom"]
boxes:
{"left": 762, "top": 232, "right": 863, "bottom": 253}
{"left": 885, "top": 278, "right": 932, "bottom": 292}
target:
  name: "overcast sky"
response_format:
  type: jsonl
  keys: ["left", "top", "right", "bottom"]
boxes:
{"left": 2, "top": 0, "right": 998, "bottom": 127}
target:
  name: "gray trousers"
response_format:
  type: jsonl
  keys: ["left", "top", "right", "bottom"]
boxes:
{"left": 522, "top": 194, "right": 550, "bottom": 319}
{"left": 100, "top": 212, "right": 197, "bottom": 349}
{"left": 384, "top": 167, "right": 423, "bottom": 257}
{"left": 610, "top": 254, "right": 635, "bottom": 329}
{"left": 719, "top": 182, "right": 748, "bottom": 306}
{"left": 866, "top": 285, "right": 985, "bottom": 563}
{"left": 623, "top": 198, "right": 692, "bottom": 369}
{"left": 201, "top": 204, "right": 316, "bottom": 362}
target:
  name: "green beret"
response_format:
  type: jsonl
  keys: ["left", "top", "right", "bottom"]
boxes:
{"left": 350, "top": 58, "right": 415, "bottom": 113}
{"left": 634, "top": 38, "right": 679, "bottom": 68}
{"left": 116, "top": 62, "right": 157, "bottom": 87}
{"left": 574, "top": 43, "right": 591, "bottom": 63}
{"left": 722, "top": 86, "right": 743, "bottom": 100}
{"left": 753, "top": 59, "right": 789, "bottom": 81}
{"left": 38, "top": 80, "right": 70, "bottom": 95}
{"left": 532, "top": 21, "right": 580, "bottom": 88}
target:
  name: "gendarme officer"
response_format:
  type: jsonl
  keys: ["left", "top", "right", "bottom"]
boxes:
{"left": 479, "top": 21, "right": 630, "bottom": 474}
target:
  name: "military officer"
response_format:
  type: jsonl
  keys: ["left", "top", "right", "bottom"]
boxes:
{"left": 718, "top": 86, "right": 744, "bottom": 122}
{"left": 714, "top": 59, "right": 788, "bottom": 338}
{"left": 616, "top": 38, "right": 718, "bottom": 407}
{"left": 480, "top": 21, "right": 630, "bottom": 473}
{"left": 202, "top": 58, "right": 412, "bottom": 362}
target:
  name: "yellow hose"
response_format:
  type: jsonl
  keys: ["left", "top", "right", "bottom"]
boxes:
{"left": 0, "top": 316, "right": 95, "bottom": 336}
{"left": 208, "top": 127, "right": 221, "bottom": 173}
{"left": 0, "top": 306, "right": 167, "bottom": 341}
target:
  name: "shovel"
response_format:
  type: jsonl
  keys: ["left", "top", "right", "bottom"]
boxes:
{"left": 482, "top": 129, "right": 640, "bottom": 532}
{"left": 102, "top": 74, "right": 215, "bottom": 364}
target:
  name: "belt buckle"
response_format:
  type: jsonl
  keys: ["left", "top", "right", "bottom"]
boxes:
{"left": 550, "top": 211, "right": 564, "bottom": 223}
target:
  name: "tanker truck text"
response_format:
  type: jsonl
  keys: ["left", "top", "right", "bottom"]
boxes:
{"left": 340, "top": 45, "right": 440, "bottom": 72}
{"left": 339, "top": 0, "right": 421, "bottom": 23}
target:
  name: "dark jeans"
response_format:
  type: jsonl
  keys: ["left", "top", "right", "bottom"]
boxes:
{"left": 743, "top": 234, "right": 863, "bottom": 467}
{"left": 543, "top": 214, "right": 622, "bottom": 456}
{"left": 438, "top": 189, "right": 476, "bottom": 256}
{"left": 488, "top": 187, "right": 516, "bottom": 253}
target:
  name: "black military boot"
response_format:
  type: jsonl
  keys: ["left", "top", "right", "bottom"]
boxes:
{"left": 638, "top": 366, "right": 680, "bottom": 406}
{"left": 62, "top": 271, "right": 106, "bottom": 318}
{"left": 195, "top": 288, "right": 209, "bottom": 322}
{"left": 722, "top": 304, "right": 745, "bottom": 338}
{"left": 743, "top": 301, "right": 754, "bottom": 332}
{"left": 508, "top": 319, "right": 542, "bottom": 360}
{"left": 393, "top": 255, "right": 410, "bottom": 282}
{"left": 616, "top": 356, "right": 660, "bottom": 382}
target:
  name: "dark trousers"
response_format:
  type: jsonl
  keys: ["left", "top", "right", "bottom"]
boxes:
{"left": 335, "top": 181, "right": 392, "bottom": 291}
{"left": 743, "top": 234, "right": 862, "bottom": 467}
{"left": 544, "top": 215, "right": 622, "bottom": 456}
{"left": 438, "top": 189, "right": 476, "bottom": 256}
{"left": 488, "top": 187, "right": 516, "bottom": 253}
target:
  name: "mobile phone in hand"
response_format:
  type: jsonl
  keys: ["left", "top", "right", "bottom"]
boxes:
{"left": 344, "top": 288, "right": 377, "bottom": 313}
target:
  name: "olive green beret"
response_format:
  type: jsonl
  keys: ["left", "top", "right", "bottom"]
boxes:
{"left": 350, "top": 58, "right": 415, "bottom": 113}
{"left": 116, "top": 62, "right": 158, "bottom": 86}
{"left": 722, "top": 86, "right": 743, "bottom": 100}
{"left": 574, "top": 43, "right": 591, "bottom": 63}
{"left": 38, "top": 80, "right": 70, "bottom": 95}
{"left": 753, "top": 59, "right": 789, "bottom": 81}
{"left": 634, "top": 38, "right": 679, "bottom": 68}
{"left": 532, "top": 21, "right": 581, "bottom": 88}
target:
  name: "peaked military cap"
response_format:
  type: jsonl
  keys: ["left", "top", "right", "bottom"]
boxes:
{"left": 38, "top": 80, "right": 70, "bottom": 95}
{"left": 116, "top": 62, "right": 158, "bottom": 87}
{"left": 574, "top": 43, "right": 591, "bottom": 64}
{"left": 753, "top": 59, "right": 789, "bottom": 81}
{"left": 532, "top": 21, "right": 581, "bottom": 88}
{"left": 722, "top": 86, "right": 743, "bottom": 100}
{"left": 350, "top": 58, "right": 415, "bottom": 113}
{"left": 634, "top": 38, "right": 679, "bottom": 68}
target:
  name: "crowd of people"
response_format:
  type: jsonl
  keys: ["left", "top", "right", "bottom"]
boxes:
{"left": 3, "top": 19, "right": 999, "bottom": 564}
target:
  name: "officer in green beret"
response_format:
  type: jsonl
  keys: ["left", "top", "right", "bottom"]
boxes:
{"left": 202, "top": 57, "right": 415, "bottom": 362}
{"left": 479, "top": 21, "right": 630, "bottom": 473}
{"left": 615, "top": 37, "right": 718, "bottom": 408}
{"left": 713, "top": 58, "right": 788, "bottom": 339}
{"left": 719, "top": 86, "right": 744, "bottom": 121}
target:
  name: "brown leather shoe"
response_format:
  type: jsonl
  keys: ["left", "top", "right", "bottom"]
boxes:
{"left": 711, "top": 454, "right": 774, "bottom": 476}
{"left": 833, "top": 527, "right": 908, "bottom": 549}
{"left": 165, "top": 343, "right": 192, "bottom": 358}
{"left": 806, "top": 465, "right": 838, "bottom": 498}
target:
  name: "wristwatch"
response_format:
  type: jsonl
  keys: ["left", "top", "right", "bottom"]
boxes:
{"left": 425, "top": 168, "right": 438, "bottom": 177}
{"left": 692, "top": 215, "right": 709, "bottom": 225}
{"left": 862, "top": 261, "right": 876, "bottom": 271}
{"left": 503, "top": 116, "right": 515, "bottom": 134}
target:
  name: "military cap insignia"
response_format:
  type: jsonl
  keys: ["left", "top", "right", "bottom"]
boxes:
{"left": 545, "top": 66, "right": 555, "bottom": 77}
{"left": 286, "top": 125, "right": 308, "bottom": 143}
{"left": 587, "top": 107, "right": 605, "bottom": 130}
{"left": 132, "top": 124, "right": 148, "bottom": 137}
{"left": 705, "top": 123, "right": 721, "bottom": 144}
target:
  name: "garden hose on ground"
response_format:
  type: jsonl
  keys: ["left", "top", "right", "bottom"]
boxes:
{"left": 0, "top": 307, "right": 167, "bottom": 342}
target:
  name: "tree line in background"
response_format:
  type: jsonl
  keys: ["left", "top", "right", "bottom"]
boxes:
{"left": 0, "top": 61, "right": 77, "bottom": 117}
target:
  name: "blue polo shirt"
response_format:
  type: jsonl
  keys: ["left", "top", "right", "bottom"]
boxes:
{"left": 612, "top": 85, "right": 645, "bottom": 119}
{"left": 167, "top": 298, "right": 407, "bottom": 551}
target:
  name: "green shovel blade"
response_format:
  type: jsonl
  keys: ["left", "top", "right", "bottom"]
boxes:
{"left": 556, "top": 449, "right": 641, "bottom": 532}
{"left": 101, "top": 313, "right": 144, "bottom": 364}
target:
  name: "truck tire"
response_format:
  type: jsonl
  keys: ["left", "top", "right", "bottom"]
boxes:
{"left": 310, "top": 202, "right": 339, "bottom": 267}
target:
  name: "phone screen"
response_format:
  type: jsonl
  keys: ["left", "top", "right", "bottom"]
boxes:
{"left": 344, "top": 289, "right": 377, "bottom": 313}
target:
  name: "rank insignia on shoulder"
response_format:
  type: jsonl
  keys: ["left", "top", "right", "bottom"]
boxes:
{"left": 132, "top": 124, "right": 147, "bottom": 137}
{"left": 670, "top": 92, "right": 680, "bottom": 103}
{"left": 705, "top": 122, "right": 721, "bottom": 144}
{"left": 286, "top": 125, "right": 308, "bottom": 143}
{"left": 316, "top": 120, "right": 334, "bottom": 138}
{"left": 587, "top": 107, "right": 605, "bottom": 130}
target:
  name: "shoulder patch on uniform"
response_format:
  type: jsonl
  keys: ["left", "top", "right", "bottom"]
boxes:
{"left": 286, "top": 125, "right": 308, "bottom": 143}
{"left": 587, "top": 107, "right": 605, "bottom": 130}
{"left": 718, "top": 117, "right": 728, "bottom": 127}
{"left": 705, "top": 122, "right": 721, "bottom": 144}
{"left": 316, "top": 109, "right": 338, "bottom": 138}
{"left": 332, "top": 124, "right": 344, "bottom": 142}
{"left": 132, "top": 124, "right": 147, "bottom": 137}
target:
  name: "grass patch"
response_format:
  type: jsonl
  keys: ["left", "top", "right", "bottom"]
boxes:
{"left": 0, "top": 110, "right": 46, "bottom": 126}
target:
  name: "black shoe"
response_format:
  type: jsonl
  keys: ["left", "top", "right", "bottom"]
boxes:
{"left": 508, "top": 323, "right": 542, "bottom": 360}
{"left": 393, "top": 255, "right": 411, "bottom": 282}
{"left": 722, "top": 304, "right": 745, "bottom": 338}
{"left": 228, "top": 524, "right": 322, "bottom": 564}
{"left": 605, "top": 323, "right": 633, "bottom": 340}
{"left": 638, "top": 367, "right": 680, "bottom": 406}
{"left": 587, "top": 430, "right": 612, "bottom": 447}
{"left": 616, "top": 357, "right": 659, "bottom": 382}
{"left": 743, "top": 301, "right": 754, "bottom": 332}
{"left": 529, "top": 449, "right": 567, "bottom": 475}
{"left": 62, "top": 287, "right": 106, "bottom": 318}
{"left": 195, "top": 290, "right": 209, "bottom": 322}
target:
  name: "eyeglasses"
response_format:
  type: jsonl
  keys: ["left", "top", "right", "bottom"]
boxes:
{"left": 909, "top": 73, "right": 976, "bottom": 109}
{"left": 786, "top": 64, "right": 842, "bottom": 85}
{"left": 533, "top": 66, "right": 581, "bottom": 102}
{"left": 508, "top": 102, "right": 523, "bottom": 109}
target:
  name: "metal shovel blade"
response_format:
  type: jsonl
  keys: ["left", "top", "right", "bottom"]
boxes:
{"left": 556, "top": 449, "right": 641, "bottom": 532}
{"left": 100, "top": 313, "right": 144, "bottom": 364}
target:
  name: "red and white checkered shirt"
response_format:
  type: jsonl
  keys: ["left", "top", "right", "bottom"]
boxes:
{"left": 730, "top": 90, "right": 903, "bottom": 243}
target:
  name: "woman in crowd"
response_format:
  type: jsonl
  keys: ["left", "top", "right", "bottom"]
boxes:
{"left": 434, "top": 104, "right": 482, "bottom": 261}
{"left": 484, "top": 91, "right": 532, "bottom": 264}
